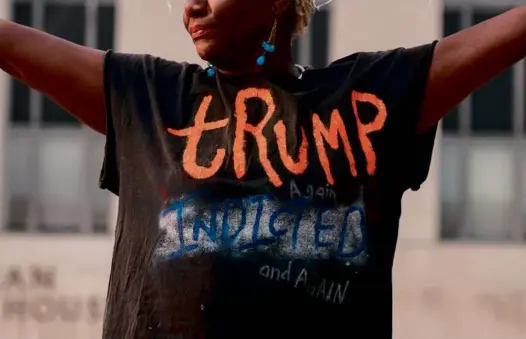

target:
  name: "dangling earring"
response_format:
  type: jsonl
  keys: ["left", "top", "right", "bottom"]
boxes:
{"left": 256, "top": 19, "right": 277, "bottom": 66}
{"left": 206, "top": 62, "right": 216, "bottom": 77}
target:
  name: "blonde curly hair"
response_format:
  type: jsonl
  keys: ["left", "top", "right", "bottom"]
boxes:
{"left": 293, "top": 0, "right": 314, "bottom": 35}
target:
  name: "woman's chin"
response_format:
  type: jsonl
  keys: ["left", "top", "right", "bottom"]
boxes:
{"left": 193, "top": 39, "right": 221, "bottom": 63}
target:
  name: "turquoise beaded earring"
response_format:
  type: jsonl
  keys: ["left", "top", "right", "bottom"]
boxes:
{"left": 257, "top": 18, "right": 277, "bottom": 66}
{"left": 207, "top": 18, "right": 277, "bottom": 76}
{"left": 206, "top": 62, "right": 216, "bottom": 77}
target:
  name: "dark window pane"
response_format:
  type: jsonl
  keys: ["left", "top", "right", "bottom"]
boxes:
{"left": 7, "top": 196, "right": 29, "bottom": 232}
{"left": 10, "top": 3, "right": 33, "bottom": 124}
{"left": 97, "top": 5, "right": 115, "bottom": 51}
{"left": 310, "top": 9, "right": 329, "bottom": 68}
{"left": 42, "top": 97, "right": 81, "bottom": 126}
{"left": 441, "top": 8, "right": 461, "bottom": 133}
{"left": 442, "top": 107, "right": 460, "bottom": 133}
{"left": 93, "top": 222, "right": 108, "bottom": 234}
{"left": 471, "top": 69, "right": 513, "bottom": 133}
{"left": 471, "top": 9, "right": 512, "bottom": 134}
{"left": 443, "top": 8, "right": 460, "bottom": 37}
{"left": 10, "top": 79, "right": 30, "bottom": 124}
{"left": 42, "top": 5, "right": 85, "bottom": 125}
{"left": 37, "top": 224, "right": 80, "bottom": 233}
{"left": 292, "top": 38, "right": 300, "bottom": 64}
{"left": 13, "top": 2, "right": 32, "bottom": 26}
{"left": 44, "top": 4, "right": 85, "bottom": 44}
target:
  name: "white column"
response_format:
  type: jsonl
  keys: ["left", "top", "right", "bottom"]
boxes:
{"left": 0, "top": 0, "right": 11, "bottom": 232}
{"left": 330, "top": 0, "right": 441, "bottom": 242}
{"left": 116, "top": 0, "right": 201, "bottom": 62}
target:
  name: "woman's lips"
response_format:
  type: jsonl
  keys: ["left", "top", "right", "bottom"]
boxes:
{"left": 190, "top": 25, "right": 212, "bottom": 40}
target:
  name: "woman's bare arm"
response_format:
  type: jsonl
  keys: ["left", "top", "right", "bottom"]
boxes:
{"left": 0, "top": 20, "right": 106, "bottom": 134}
{"left": 418, "top": 6, "right": 526, "bottom": 134}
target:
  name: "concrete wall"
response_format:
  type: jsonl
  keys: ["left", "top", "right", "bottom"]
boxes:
{"left": 0, "top": 238, "right": 113, "bottom": 339}
{"left": 1, "top": 1, "right": 525, "bottom": 339}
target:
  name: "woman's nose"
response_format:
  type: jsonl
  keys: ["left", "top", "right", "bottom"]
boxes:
{"left": 184, "top": 0, "right": 208, "bottom": 18}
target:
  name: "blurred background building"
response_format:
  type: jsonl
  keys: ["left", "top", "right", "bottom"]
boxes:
{"left": 0, "top": 0, "right": 525, "bottom": 338}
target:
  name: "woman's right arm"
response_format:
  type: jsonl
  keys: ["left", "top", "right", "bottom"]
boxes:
{"left": 0, "top": 19, "right": 107, "bottom": 134}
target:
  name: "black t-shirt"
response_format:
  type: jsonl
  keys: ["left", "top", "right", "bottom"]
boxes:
{"left": 100, "top": 42, "right": 437, "bottom": 339}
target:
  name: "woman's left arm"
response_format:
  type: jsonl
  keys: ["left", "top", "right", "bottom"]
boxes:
{"left": 417, "top": 6, "right": 526, "bottom": 134}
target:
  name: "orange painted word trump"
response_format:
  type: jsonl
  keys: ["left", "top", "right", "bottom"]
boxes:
{"left": 168, "top": 88, "right": 387, "bottom": 187}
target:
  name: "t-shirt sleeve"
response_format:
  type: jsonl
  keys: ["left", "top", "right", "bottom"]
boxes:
{"left": 99, "top": 51, "right": 188, "bottom": 195}
{"left": 99, "top": 51, "right": 136, "bottom": 195}
{"left": 329, "top": 42, "right": 438, "bottom": 192}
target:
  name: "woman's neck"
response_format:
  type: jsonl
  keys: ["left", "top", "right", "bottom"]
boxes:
{"left": 214, "top": 38, "right": 298, "bottom": 78}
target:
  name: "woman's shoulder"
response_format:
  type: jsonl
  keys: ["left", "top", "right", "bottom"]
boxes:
{"left": 105, "top": 50, "right": 205, "bottom": 78}
{"left": 301, "top": 43, "right": 436, "bottom": 91}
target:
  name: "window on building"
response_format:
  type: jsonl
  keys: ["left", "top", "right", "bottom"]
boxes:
{"left": 471, "top": 8, "right": 514, "bottom": 134}
{"left": 6, "top": 0, "right": 115, "bottom": 235}
{"left": 440, "top": 5, "right": 526, "bottom": 242}
{"left": 441, "top": 8, "right": 461, "bottom": 133}
{"left": 292, "top": 38, "right": 300, "bottom": 65}
{"left": 10, "top": 2, "right": 31, "bottom": 125}
{"left": 292, "top": 6, "right": 330, "bottom": 68}
{"left": 310, "top": 8, "right": 330, "bottom": 69}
